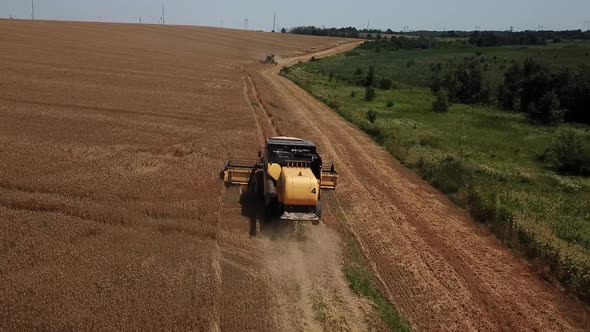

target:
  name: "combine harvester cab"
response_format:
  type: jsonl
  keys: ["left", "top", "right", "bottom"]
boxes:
{"left": 223, "top": 137, "right": 337, "bottom": 223}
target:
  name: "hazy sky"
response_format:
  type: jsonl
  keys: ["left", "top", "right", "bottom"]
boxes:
{"left": 2, "top": 0, "right": 589, "bottom": 31}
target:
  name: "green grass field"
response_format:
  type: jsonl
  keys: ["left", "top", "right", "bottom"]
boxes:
{"left": 306, "top": 41, "right": 590, "bottom": 89}
{"left": 283, "top": 43, "right": 590, "bottom": 301}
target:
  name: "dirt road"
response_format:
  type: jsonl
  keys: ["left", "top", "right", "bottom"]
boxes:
{"left": 244, "top": 43, "right": 590, "bottom": 331}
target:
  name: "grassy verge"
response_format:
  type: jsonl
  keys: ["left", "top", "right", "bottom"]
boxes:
{"left": 329, "top": 200, "right": 411, "bottom": 331}
{"left": 283, "top": 57, "right": 590, "bottom": 303}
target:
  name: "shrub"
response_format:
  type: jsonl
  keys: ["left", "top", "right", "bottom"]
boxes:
{"left": 354, "top": 67, "right": 363, "bottom": 75}
{"left": 366, "top": 109, "right": 377, "bottom": 123}
{"left": 379, "top": 78, "right": 393, "bottom": 90}
{"left": 415, "top": 156, "right": 471, "bottom": 194}
{"left": 432, "top": 156, "right": 471, "bottom": 194}
{"left": 431, "top": 91, "right": 449, "bottom": 113}
{"left": 386, "top": 100, "right": 394, "bottom": 108}
{"left": 329, "top": 72, "right": 334, "bottom": 82}
{"left": 351, "top": 91, "right": 357, "bottom": 97}
{"left": 280, "top": 66, "right": 290, "bottom": 74}
{"left": 310, "top": 56, "right": 317, "bottom": 62}
{"left": 345, "top": 51, "right": 360, "bottom": 57}
{"left": 327, "top": 99, "right": 340, "bottom": 110}
{"left": 365, "top": 86, "right": 376, "bottom": 101}
{"left": 406, "top": 59, "right": 415, "bottom": 67}
{"left": 549, "top": 129, "right": 590, "bottom": 174}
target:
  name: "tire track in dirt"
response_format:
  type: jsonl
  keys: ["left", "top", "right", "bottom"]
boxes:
{"left": 250, "top": 41, "right": 590, "bottom": 331}
{"left": 241, "top": 69, "right": 279, "bottom": 139}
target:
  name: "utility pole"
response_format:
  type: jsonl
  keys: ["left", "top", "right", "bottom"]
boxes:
{"left": 367, "top": 19, "right": 370, "bottom": 31}
{"left": 31, "top": 0, "right": 34, "bottom": 20}
{"left": 162, "top": 3, "right": 165, "bottom": 25}
{"left": 272, "top": 11, "right": 276, "bottom": 32}
{"left": 583, "top": 20, "right": 590, "bottom": 31}
{"left": 245, "top": 18, "right": 249, "bottom": 31}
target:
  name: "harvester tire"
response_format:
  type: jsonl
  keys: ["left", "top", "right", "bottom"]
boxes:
{"left": 314, "top": 201, "right": 322, "bottom": 225}
{"left": 255, "top": 171, "right": 264, "bottom": 198}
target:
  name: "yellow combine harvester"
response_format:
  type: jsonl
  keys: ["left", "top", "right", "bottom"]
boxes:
{"left": 223, "top": 137, "right": 338, "bottom": 223}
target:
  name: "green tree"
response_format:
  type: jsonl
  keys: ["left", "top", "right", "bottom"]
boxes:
{"left": 430, "top": 63, "right": 444, "bottom": 93}
{"left": 528, "top": 91, "right": 562, "bottom": 124}
{"left": 432, "top": 91, "right": 449, "bottom": 113}
{"left": 498, "top": 62, "right": 523, "bottom": 110}
{"left": 366, "top": 65, "right": 375, "bottom": 86}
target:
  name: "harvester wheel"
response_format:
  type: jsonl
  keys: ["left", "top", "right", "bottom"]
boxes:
{"left": 255, "top": 171, "right": 264, "bottom": 198}
{"left": 264, "top": 199, "right": 277, "bottom": 221}
{"left": 313, "top": 201, "right": 322, "bottom": 225}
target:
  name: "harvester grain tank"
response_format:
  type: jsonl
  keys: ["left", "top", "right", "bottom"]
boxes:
{"left": 223, "top": 137, "right": 338, "bottom": 222}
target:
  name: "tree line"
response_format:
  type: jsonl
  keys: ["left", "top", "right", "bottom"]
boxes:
{"left": 358, "top": 36, "right": 464, "bottom": 51}
{"left": 430, "top": 56, "right": 590, "bottom": 173}
{"left": 430, "top": 56, "right": 590, "bottom": 126}
{"left": 289, "top": 26, "right": 362, "bottom": 38}
{"left": 289, "top": 26, "right": 590, "bottom": 47}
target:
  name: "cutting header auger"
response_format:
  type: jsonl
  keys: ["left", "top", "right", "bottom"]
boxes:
{"left": 223, "top": 137, "right": 338, "bottom": 223}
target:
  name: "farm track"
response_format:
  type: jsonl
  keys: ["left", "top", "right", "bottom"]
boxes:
{"left": 249, "top": 42, "right": 590, "bottom": 331}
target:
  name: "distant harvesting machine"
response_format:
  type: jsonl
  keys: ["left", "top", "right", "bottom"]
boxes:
{"left": 223, "top": 137, "right": 338, "bottom": 223}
